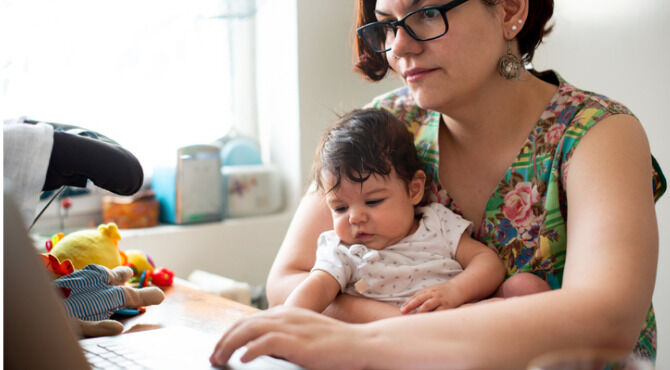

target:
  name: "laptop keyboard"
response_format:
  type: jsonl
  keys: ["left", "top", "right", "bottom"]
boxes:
{"left": 82, "top": 342, "right": 150, "bottom": 370}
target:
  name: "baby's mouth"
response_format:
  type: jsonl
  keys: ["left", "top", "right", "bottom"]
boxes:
{"left": 355, "top": 232, "right": 373, "bottom": 240}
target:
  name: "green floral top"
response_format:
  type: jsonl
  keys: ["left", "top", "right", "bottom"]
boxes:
{"left": 369, "top": 71, "right": 666, "bottom": 361}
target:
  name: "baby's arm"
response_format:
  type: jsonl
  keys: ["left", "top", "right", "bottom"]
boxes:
{"left": 401, "top": 235, "right": 505, "bottom": 314}
{"left": 284, "top": 270, "right": 341, "bottom": 313}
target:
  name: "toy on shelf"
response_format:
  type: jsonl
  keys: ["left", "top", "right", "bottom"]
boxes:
{"left": 40, "top": 223, "right": 165, "bottom": 337}
{"left": 45, "top": 223, "right": 127, "bottom": 270}
{"left": 125, "top": 249, "right": 175, "bottom": 287}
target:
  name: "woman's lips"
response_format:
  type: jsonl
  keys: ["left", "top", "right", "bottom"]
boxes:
{"left": 403, "top": 68, "right": 438, "bottom": 83}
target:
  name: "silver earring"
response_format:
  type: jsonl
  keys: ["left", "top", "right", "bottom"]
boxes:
{"left": 497, "top": 40, "right": 523, "bottom": 80}
{"left": 512, "top": 25, "right": 517, "bottom": 31}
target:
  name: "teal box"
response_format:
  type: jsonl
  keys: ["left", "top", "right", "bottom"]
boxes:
{"left": 151, "top": 166, "right": 178, "bottom": 224}
{"left": 151, "top": 145, "right": 223, "bottom": 224}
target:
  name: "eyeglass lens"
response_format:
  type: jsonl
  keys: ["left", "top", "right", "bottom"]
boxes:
{"left": 360, "top": 8, "right": 447, "bottom": 53}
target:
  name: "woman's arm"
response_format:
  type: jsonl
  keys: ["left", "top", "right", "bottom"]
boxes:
{"left": 265, "top": 190, "right": 331, "bottom": 306}
{"left": 266, "top": 189, "right": 401, "bottom": 321}
{"left": 213, "top": 115, "right": 659, "bottom": 369}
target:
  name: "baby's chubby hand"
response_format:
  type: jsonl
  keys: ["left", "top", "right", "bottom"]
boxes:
{"left": 400, "top": 282, "right": 464, "bottom": 314}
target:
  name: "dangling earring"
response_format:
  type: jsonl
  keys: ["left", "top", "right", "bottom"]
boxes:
{"left": 497, "top": 40, "right": 523, "bottom": 80}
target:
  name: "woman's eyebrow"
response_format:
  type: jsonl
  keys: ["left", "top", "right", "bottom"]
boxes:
{"left": 375, "top": 0, "right": 424, "bottom": 17}
{"left": 375, "top": 8, "right": 392, "bottom": 17}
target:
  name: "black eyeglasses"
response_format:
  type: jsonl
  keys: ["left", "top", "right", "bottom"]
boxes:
{"left": 357, "top": 0, "right": 469, "bottom": 53}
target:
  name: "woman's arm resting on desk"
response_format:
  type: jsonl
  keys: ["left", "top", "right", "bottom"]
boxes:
{"left": 212, "top": 115, "right": 658, "bottom": 369}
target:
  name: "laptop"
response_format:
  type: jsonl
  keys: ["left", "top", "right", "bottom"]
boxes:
{"left": 3, "top": 188, "right": 303, "bottom": 369}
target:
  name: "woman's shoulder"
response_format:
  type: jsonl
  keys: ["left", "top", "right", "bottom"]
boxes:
{"left": 543, "top": 71, "right": 666, "bottom": 201}
{"left": 537, "top": 72, "right": 637, "bottom": 161}
{"left": 546, "top": 72, "right": 635, "bottom": 130}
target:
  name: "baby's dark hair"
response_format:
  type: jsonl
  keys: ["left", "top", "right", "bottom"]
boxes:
{"left": 312, "top": 108, "right": 424, "bottom": 194}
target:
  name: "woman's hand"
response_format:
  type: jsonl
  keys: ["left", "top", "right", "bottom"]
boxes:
{"left": 209, "top": 306, "right": 367, "bottom": 370}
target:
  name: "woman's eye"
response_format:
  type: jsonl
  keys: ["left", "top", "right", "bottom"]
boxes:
{"left": 421, "top": 8, "right": 440, "bottom": 19}
{"left": 366, "top": 199, "right": 384, "bottom": 206}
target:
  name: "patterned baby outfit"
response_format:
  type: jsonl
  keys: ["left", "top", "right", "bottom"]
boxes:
{"left": 368, "top": 71, "right": 666, "bottom": 361}
{"left": 312, "top": 203, "right": 471, "bottom": 305}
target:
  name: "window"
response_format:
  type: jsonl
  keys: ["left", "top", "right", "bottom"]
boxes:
{"left": 1, "top": 0, "right": 258, "bottom": 175}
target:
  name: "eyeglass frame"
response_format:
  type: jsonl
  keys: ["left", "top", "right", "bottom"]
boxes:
{"left": 356, "top": 0, "right": 469, "bottom": 53}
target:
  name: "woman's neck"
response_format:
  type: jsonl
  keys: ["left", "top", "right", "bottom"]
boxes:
{"left": 438, "top": 72, "right": 558, "bottom": 152}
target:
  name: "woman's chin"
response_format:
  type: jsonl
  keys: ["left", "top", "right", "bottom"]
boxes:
{"left": 410, "top": 90, "right": 445, "bottom": 112}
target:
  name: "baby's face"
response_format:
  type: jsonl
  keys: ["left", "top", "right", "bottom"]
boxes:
{"left": 323, "top": 169, "right": 421, "bottom": 250}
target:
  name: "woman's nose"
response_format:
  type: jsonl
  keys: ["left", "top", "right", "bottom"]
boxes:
{"left": 390, "top": 26, "right": 421, "bottom": 58}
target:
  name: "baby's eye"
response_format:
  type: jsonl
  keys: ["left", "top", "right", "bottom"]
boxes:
{"left": 366, "top": 199, "right": 384, "bottom": 206}
{"left": 333, "top": 205, "right": 348, "bottom": 213}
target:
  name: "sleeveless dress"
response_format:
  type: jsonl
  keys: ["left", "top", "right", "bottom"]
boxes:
{"left": 368, "top": 71, "right": 666, "bottom": 361}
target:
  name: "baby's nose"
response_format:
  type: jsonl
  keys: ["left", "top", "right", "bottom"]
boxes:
{"left": 349, "top": 208, "right": 368, "bottom": 224}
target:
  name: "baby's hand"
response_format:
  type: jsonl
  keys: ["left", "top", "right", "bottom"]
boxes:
{"left": 400, "top": 283, "right": 463, "bottom": 314}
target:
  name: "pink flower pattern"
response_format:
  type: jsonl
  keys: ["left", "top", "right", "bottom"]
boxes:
{"left": 502, "top": 182, "right": 541, "bottom": 228}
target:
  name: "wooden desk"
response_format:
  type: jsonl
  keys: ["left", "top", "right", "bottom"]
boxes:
{"left": 121, "top": 278, "right": 259, "bottom": 336}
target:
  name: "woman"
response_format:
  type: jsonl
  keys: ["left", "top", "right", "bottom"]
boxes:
{"left": 211, "top": 0, "right": 665, "bottom": 368}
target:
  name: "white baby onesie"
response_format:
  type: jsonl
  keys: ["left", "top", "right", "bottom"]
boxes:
{"left": 312, "top": 202, "right": 473, "bottom": 306}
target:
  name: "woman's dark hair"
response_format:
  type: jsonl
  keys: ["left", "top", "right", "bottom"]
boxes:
{"left": 354, "top": 0, "right": 554, "bottom": 81}
{"left": 312, "top": 108, "right": 423, "bottom": 194}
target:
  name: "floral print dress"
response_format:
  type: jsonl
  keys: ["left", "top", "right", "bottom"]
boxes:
{"left": 368, "top": 71, "right": 666, "bottom": 361}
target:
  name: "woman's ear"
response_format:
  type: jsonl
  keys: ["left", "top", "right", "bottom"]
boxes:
{"left": 500, "top": 0, "right": 528, "bottom": 40}
{"left": 409, "top": 170, "right": 426, "bottom": 205}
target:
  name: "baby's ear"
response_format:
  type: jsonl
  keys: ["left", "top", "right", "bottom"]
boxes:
{"left": 409, "top": 170, "right": 426, "bottom": 205}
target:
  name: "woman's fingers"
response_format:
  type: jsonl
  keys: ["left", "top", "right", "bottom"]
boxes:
{"left": 210, "top": 312, "right": 281, "bottom": 365}
{"left": 211, "top": 306, "right": 367, "bottom": 369}
{"left": 210, "top": 306, "right": 337, "bottom": 366}
{"left": 241, "top": 331, "right": 298, "bottom": 363}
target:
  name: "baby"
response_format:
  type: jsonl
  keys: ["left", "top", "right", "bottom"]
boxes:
{"left": 285, "top": 108, "right": 508, "bottom": 314}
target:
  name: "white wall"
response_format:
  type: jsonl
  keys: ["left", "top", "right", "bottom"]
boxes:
{"left": 532, "top": 1, "right": 669, "bottom": 366}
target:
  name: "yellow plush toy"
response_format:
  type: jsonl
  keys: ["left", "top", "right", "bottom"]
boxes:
{"left": 46, "top": 223, "right": 127, "bottom": 270}
{"left": 41, "top": 223, "right": 164, "bottom": 337}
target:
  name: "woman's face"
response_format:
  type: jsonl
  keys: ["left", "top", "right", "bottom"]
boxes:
{"left": 375, "top": 0, "right": 504, "bottom": 112}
